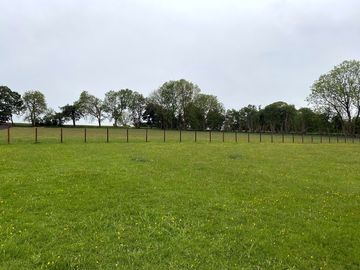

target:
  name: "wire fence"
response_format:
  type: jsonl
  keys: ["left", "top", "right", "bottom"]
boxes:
{"left": 1, "top": 127, "right": 360, "bottom": 145}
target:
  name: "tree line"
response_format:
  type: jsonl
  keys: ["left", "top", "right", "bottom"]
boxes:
{"left": 1, "top": 60, "right": 360, "bottom": 134}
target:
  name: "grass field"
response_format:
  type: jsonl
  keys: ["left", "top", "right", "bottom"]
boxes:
{"left": 0, "top": 127, "right": 358, "bottom": 145}
{"left": 1, "top": 139, "right": 360, "bottom": 269}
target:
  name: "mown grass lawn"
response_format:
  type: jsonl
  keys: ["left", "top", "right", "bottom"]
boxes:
{"left": 0, "top": 142, "right": 359, "bottom": 269}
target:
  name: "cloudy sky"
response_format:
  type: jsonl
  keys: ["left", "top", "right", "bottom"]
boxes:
{"left": 1, "top": 0, "right": 360, "bottom": 114}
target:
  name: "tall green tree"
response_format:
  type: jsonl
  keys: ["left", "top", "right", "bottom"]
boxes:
{"left": 174, "top": 79, "right": 200, "bottom": 129}
{"left": 148, "top": 82, "right": 179, "bottom": 129}
{"left": 23, "top": 90, "right": 47, "bottom": 126}
{"left": 43, "top": 109, "right": 65, "bottom": 126}
{"left": 142, "top": 101, "right": 163, "bottom": 128}
{"left": 239, "top": 105, "right": 259, "bottom": 131}
{"left": 191, "top": 94, "right": 224, "bottom": 130}
{"left": 257, "top": 108, "right": 266, "bottom": 132}
{"left": 128, "top": 91, "right": 145, "bottom": 128}
{"left": 104, "top": 89, "right": 133, "bottom": 126}
{"left": 0, "top": 86, "right": 24, "bottom": 124}
{"left": 263, "top": 101, "right": 296, "bottom": 132}
{"left": 148, "top": 79, "right": 200, "bottom": 129}
{"left": 307, "top": 60, "right": 360, "bottom": 134}
{"left": 184, "top": 102, "right": 203, "bottom": 130}
{"left": 317, "top": 109, "right": 333, "bottom": 133}
{"left": 224, "top": 109, "right": 241, "bottom": 131}
{"left": 78, "top": 91, "right": 106, "bottom": 127}
{"left": 294, "top": 108, "right": 319, "bottom": 133}
{"left": 206, "top": 108, "right": 225, "bottom": 130}
{"left": 60, "top": 102, "right": 83, "bottom": 126}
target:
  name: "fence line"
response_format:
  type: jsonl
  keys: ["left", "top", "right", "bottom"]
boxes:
{"left": 1, "top": 127, "right": 360, "bottom": 145}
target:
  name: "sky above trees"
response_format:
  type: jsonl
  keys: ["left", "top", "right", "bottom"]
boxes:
{"left": 1, "top": 0, "right": 360, "bottom": 114}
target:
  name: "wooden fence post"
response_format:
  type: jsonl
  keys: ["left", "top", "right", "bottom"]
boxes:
{"left": 282, "top": 133, "right": 284, "bottom": 143}
{"left": 35, "top": 127, "right": 38, "bottom": 143}
{"left": 271, "top": 132, "right": 273, "bottom": 143}
{"left": 248, "top": 132, "right": 250, "bottom": 143}
{"left": 84, "top": 128, "right": 87, "bottom": 143}
{"left": 146, "top": 128, "right": 148, "bottom": 142}
{"left": 163, "top": 129, "right": 166, "bottom": 142}
{"left": 61, "top": 128, "right": 63, "bottom": 143}
{"left": 336, "top": 134, "right": 339, "bottom": 143}
{"left": 106, "top": 128, "right": 109, "bottom": 143}
{"left": 179, "top": 129, "right": 182, "bottom": 142}
{"left": 259, "top": 132, "right": 262, "bottom": 143}
{"left": 235, "top": 131, "right": 238, "bottom": 143}
{"left": 126, "top": 128, "right": 129, "bottom": 143}
{"left": 209, "top": 131, "right": 212, "bottom": 143}
{"left": 292, "top": 133, "right": 295, "bottom": 143}
{"left": 222, "top": 131, "right": 225, "bottom": 143}
{"left": 320, "top": 134, "right": 322, "bottom": 144}
{"left": 7, "top": 127, "right": 10, "bottom": 144}
{"left": 194, "top": 131, "right": 197, "bottom": 142}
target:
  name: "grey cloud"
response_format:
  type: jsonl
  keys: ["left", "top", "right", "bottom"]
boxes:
{"left": 1, "top": 0, "right": 360, "bottom": 117}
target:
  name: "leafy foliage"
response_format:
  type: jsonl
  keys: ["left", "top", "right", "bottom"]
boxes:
{"left": 22, "top": 90, "right": 47, "bottom": 126}
{"left": 103, "top": 89, "right": 133, "bottom": 126}
{"left": 128, "top": 91, "right": 145, "bottom": 128}
{"left": 78, "top": 91, "right": 106, "bottom": 127}
{"left": 0, "top": 86, "right": 23, "bottom": 124}
{"left": 60, "top": 103, "right": 83, "bottom": 126}
{"left": 147, "top": 79, "right": 203, "bottom": 129}
{"left": 2, "top": 61, "right": 360, "bottom": 133}
{"left": 308, "top": 60, "right": 360, "bottom": 134}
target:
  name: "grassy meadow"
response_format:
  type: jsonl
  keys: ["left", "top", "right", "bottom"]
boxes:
{"left": 0, "top": 128, "right": 360, "bottom": 269}
{"left": 0, "top": 126, "right": 358, "bottom": 145}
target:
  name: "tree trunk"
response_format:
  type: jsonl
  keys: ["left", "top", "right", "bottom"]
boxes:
{"left": 98, "top": 118, "right": 101, "bottom": 127}
{"left": 302, "top": 120, "right": 305, "bottom": 134}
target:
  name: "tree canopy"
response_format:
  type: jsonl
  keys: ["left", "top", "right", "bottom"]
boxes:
{"left": 22, "top": 90, "right": 47, "bottom": 126}
{"left": 308, "top": 60, "right": 360, "bottom": 134}
{"left": 3, "top": 60, "right": 360, "bottom": 133}
{"left": 104, "top": 89, "right": 134, "bottom": 127}
{"left": 0, "top": 86, "right": 23, "bottom": 124}
{"left": 78, "top": 91, "right": 106, "bottom": 127}
{"left": 60, "top": 103, "right": 83, "bottom": 127}
{"left": 147, "top": 79, "right": 201, "bottom": 129}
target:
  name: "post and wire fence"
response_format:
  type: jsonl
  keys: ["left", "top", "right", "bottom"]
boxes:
{"left": 0, "top": 126, "right": 360, "bottom": 145}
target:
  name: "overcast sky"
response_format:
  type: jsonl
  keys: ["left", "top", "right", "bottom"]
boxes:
{"left": 1, "top": 0, "right": 360, "bottom": 113}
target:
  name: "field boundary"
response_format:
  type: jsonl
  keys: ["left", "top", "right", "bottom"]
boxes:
{"left": 1, "top": 127, "right": 360, "bottom": 145}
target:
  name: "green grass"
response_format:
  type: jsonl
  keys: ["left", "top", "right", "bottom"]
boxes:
{"left": 0, "top": 141, "right": 360, "bottom": 269}
{"left": 0, "top": 127, "right": 358, "bottom": 145}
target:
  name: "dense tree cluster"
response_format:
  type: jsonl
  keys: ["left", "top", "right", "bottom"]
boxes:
{"left": 0, "top": 86, "right": 23, "bottom": 124}
{"left": 307, "top": 60, "right": 360, "bottom": 134}
{"left": 1, "top": 60, "right": 360, "bottom": 134}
